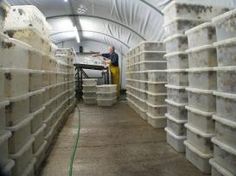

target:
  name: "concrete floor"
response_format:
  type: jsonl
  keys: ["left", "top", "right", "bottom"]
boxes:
{"left": 41, "top": 101, "right": 209, "bottom": 176}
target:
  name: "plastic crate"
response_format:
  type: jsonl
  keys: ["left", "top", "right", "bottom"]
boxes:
{"left": 147, "top": 102, "right": 167, "bottom": 117}
{"left": 147, "top": 113, "right": 166, "bottom": 128}
{"left": 167, "top": 69, "right": 188, "bottom": 87}
{"left": 147, "top": 91, "right": 166, "bottom": 105}
{"left": 139, "top": 51, "right": 165, "bottom": 61}
{"left": 148, "top": 70, "right": 167, "bottom": 82}
{"left": 164, "top": 34, "right": 188, "bottom": 53}
{"left": 166, "top": 113, "right": 187, "bottom": 136}
{"left": 166, "top": 99, "right": 187, "bottom": 121}
{"left": 166, "top": 85, "right": 188, "bottom": 104}
{"left": 139, "top": 41, "right": 165, "bottom": 51}
{"left": 165, "top": 52, "right": 188, "bottom": 70}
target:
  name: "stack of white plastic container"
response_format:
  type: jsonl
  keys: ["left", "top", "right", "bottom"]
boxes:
{"left": 96, "top": 85, "right": 117, "bottom": 107}
{"left": 184, "top": 23, "right": 217, "bottom": 173}
{"left": 82, "top": 79, "right": 97, "bottom": 105}
{"left": 0, "top": 5, "right": 76, "bottom": 176}
{"left": 162, "top": 1, "right": 229, "bottom": 154}
{"left": 209, "top": 9, "right": 236, "bottom": 176}
{"left": 126, "top": 42, "right": 167, "bottom": 123}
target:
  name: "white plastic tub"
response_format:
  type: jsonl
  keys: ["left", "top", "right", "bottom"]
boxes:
{"left": 0, "top": 101, "right": 9, "bottom": 133}
{"left": 163, "top": 1, "right": 230, "bottom": 24}
{"left": 140, "top": 51, "right": 165, "bottom": 61}
{"left": 166, "top": 85, "right": 188, "bottom": 104}
{"left": 186, "top": 45, "right": 217, "bottom": 68}
{"left": 210, "top": 158, "right": 234, "bottom": 176}
{"left": 31, "top": 106, "right": 44, "bottom": 133}
{"left": 167, "top": 69, "right": 188, "bottom": 87}
{"left": 147, "top": 113, "right": 166, "bottom": 128}
{"left": 165, "top": 99, "right": 187, "bottom": 120}
{"left": 97, "top": 85, "right": 117, "bottom": 93}
{"left": 214, "top": 91, "right": 236, "bottom": 122}
{"left": 212, "top": 137, "right": 236, "bottom": 175}
{"left": 148, "top": 70, "right": 167, "bottom": 82}
{"left": 33, "top": 124, "right": 46, "bottom": 153}
{"left": 139, "top": 61, "right": 167, "bottom": 71}
{"left": 83, "top": 79, "right": 97, "bottom": 86}
{"left": 163, "top": 18, "right": 205, "bottom": 37}
{"left": 185, "top": 22, "right": 216, "bottom": 48}
{"left": 7, "top": 114, "right": 33, "bottom": 154}
{"left": 29, "top": 89, "right": 44, "bottom": 113}
{"left": 0, "top": 131, "right": 11, "bottom": 167}
{"left": 186, "top": 106, "right": 215, "bottom": 134}
{"left": 97, "top": 98, "right": 117, "bottom": 107}
{"left": 185, "top": 123, "right": 214, "bottom": 154}
{"left": 186, "top": 87, "right": 215, "bottom": 112}
{"left": 165, "top": 52, "right": 188, "bottom": 70}
{"left": 215, "top": 66, "right": 236, "bottom": 94}
{"left": 184, "top": 141, "right": 212, "bottom": 174}
{"left": 139, "top": 41, "right": 165, "bottom": 51}
{"left": 212, "top": 9, "right": 236, "bottom": 41}
{"left": 147, "top": 82, "right": 166, "bottom": 93}
{"left": 147, "top": 91, "right": 166, "bottom": 105}
{"left": 97, "top": 92, "right": 117, "bottom": 99}
{"left": 163, "top": 34, "right": 188, "bottom": 53}
{"left": 214, "top": 38, "right": 236, "bottom": 67}
{"left": 2, "top": 68, "right": 29, "bottom": 97}
{"left": 29, "top": 70, "right": 44, "bottom": 91}
{"left": 6, "top": 93, "right": 30, "bottom": 126}
{"left": 187, "top": 67, "right": 217, "bottom": 90}
{"left": 147, "top": 102, "right": 167, "bottom": 117}
{"left": 166, "top": 113, "right": 187, "bottom": 136}
{"left": 213, "top": 116, "right": 236, "bottom": 149}
{"left": 165, "top": 127, "right": 186, "bottom": 153}
{"left": 10, "top": 137, "right": 34, "bottom": 176}
{"left": 83, "top": 91, "right": 96, "bottom": 98}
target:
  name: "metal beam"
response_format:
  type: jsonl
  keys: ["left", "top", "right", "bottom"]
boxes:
{"left": 139, "top": 0, "right": 164, "bottom": 15}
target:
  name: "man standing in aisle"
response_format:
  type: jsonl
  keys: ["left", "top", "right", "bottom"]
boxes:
{"left": 93, "top": 46, "right": 120, "bottom": 97}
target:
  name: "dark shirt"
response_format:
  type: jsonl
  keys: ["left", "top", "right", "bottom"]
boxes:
{"left": 101, "top": 52, "right": 119, "bottom": 66}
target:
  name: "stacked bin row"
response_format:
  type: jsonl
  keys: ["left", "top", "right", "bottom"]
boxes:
{"left": 96, "top": 85, "right": 117, "bottom": 107}
{"left": 184, "top": 23, "right": 217, "bottom": 173}
{"left": 162, "top": 0, "right": 229, "bottom": 154}
{"left": 82, "top": 79, "right": 97, "bottom": 105}
{"left": 126, "top": 42, "right": 167, "bottom": 128}
{"left": 0, "top": 5, "right": 76, "bottom": 176}
{"left": 209, "top": 9, "right": 236, "bottom": 176}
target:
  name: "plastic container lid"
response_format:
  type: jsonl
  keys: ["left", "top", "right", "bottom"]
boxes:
{"left": 165, "top": 127, "right": 186, "bottom": 139}
{"left": 163, "top": 34, "right": 187, "bottom": 43}
{"left": 147, "top": 70, "right": 167, "bottom": 73}
{"left": 185, "top": 105, "right": 214, "bottom": 116}
{"left": 212, "top": 137, "right": 236, "bottom": 156}
{"left": 210, "top": 159, "right": 234, "bottom": 176}
{"left": 146, "top": 101, "right": 167, "bottom": 108}
{"left": 212, "top": 8, "right": 236, "bottom": 24}
{"left": 147, "top": 113, "right": 166, "bottom": 120}
{"left": 7, "top": 114, "right": 33, "bottom": 131}
{"left": 213, "top": 114, "right": 236, "bottom": 129}
{"left": 8, "top": 92, "right": 32, "bottom": 102}
{"left": 213, "top": 91, "right": 236, "bottom": 99}
{"left": 164, "top": 51, "right": 187, "bottom": 58}
{"left": 165, "top": 113, "right": 187, "bottom": 124}
{"left": 165, "top": 84, "right": 186, "bottom": 90}
{"left": 166, "top": 69, "right": 187, "bottom": 73}
{"left": 0, "top": 131, "right": 11, "bottom": 145}
{"left": 137, "top": 60, "right": 167, "bottom": 64}
{"left": 214, "top": 66, "right": 236, "bottom": 71}
{"left": 34, "top": 140, "right": 47, "bottom": 157}
{"left": 140, "top": 51, "right": 166, "bottom": 54}
{"left": 146, "top": 81, "right": 167, "bottom": 84}
{"left": 213, "top": 38, "right": 236, "bottom": 47}
{"left": 185, "top": 22, "right": 214, "bottom": 35}
{"left": 186, "top": 87, "right": 214, "bottom": 94}
{"left": 146, "top": 91, "right": 167, "bottom": 96}
{"left": 185, "top": 123, "right": 215, "bottom": 138}
{"left": 165, "top": 99, "right": 186, "bottom": 107}
{"left": 163, "top": 17, "right": 205, "bottom": 27}
{"left": 96, "top": 84, "right": 116, "bottom": 88}
{"left": 186, "top": 44, "right": 215, "bottom": 53}
{"left": 126, "top": 85, "right": 146, "bottom": 93}
{"left": 186, "top": 67, "right": 215, "bottom": 72}
{"left": 127, "top": 92, "right": 145, "bottom": 103}
{"left": 0, "top": 100, "right": 10, "bottom": 108}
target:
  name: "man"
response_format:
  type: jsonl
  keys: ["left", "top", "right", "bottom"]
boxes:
{"left": 93, "top": 46, "right": 120, "bottom": 96}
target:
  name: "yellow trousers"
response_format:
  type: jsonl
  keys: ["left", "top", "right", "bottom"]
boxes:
{"left": 110, "top": 65, "right": 120, "bottom": 97}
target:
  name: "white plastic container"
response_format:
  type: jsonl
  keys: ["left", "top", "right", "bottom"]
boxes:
{"left": 215, "top": 66, "right": 236, "bottom": 94}
{"left": 147, "top": 91, "right": 166, "bottom": 105}
{"left": 186, "top": 87, "right": 215, "bottom": 112}
{"left": 33, "top": 124, "right": 46, "bottom": 153}
{"left": 128, "top": 98, "right": 147, "bottom": 120}
{"left": 214, "top": 39, "right": 236, "bottom": 67}
{"left": 148, "top": 70, "right": 167, "bottom": 82}
{"left": 163, "top": 34, "right": 188, "bottom": 53}
{"left": 0, "top": 101, "right": 9, "bottom": 133}
{"left": 0, "top": 131, "right": 11, "bottom": 167}
{"left": 137, "top": 80, "right": 147, "bottom": 90}
{"left": 212, "top": 137, "right": 236, "bottom": 175}
{"left": 147, "top": 102, "right": 167, "bottom": 117}
{"left": 97, "top": 85, "right": 117, "bottom": 93}
{"left": 31, "top": 106, "right": 44, "bottom": 133}
{"left": 165, "top": 127, "right": 186, "bottom": 153}
{"left": 6, "top": 93, "right": 30, "bottom": 126}
{"left": 97, "top": 92, "right": 117, "bottom": 99}
{"left": 163, "top": 17, "right": 205, "bottom": 37}
{"left": 29, "top": 70, "right": 44, "bottom": 91}
{"left": 185, "top": 22, "right": 216, "bottom": 48}
{"left": 2, "top": 68, "right": 29, "bottom": 98}
{"left": 185, "top": 124, "right": 214, "bottom": 154}
{"left": 186, "top": 45, "right": 217, "bottom": 68}
{"left": 147, "top": 82, "right": 166, "bottom": 93}
{"left": 167, "top": 69, "right": 188, "bottom": 87}
{"left": 97, "top": 98, "right": 117, "bottom": 107}
{"left": 214, "top": 91, "right": 236, "bottom": 122}
{"left": 139, "top": 61, "right": 167, "bottom": 71}
{"left": 210, "top": 158, "right": 234, "bottom": 176}
{"left": 83, "top": 79, "right": 97, "bottom": 86}
{"left": 213, "top": 116, "right": 236, "bottom": 149}
{"left": 165, "top": 52, "right": 188, "bottom": 69}
{"left": 147, "top": 113, "right": 166, "bottom": 128}
{"left": 140, "top": 51, "right": 165, "bottom": 61}
{"left": 165, "top": 99, "right": 187, "bottom": 120}
{"left": 83, "top": 91, "right": 96, "bottom": 98}
{"left": 212, "top": 9, "right": 236, "bottom": 41}
{"left": 29, "top": 89, "right": 44, "bottom": 113}
{"left": 184, "top": 141, "right": 212, "bottom": 174}
{"left": 7, "top": 114, "right": 33, "bottom": 154}
{"left": 166, "top": 85, "right": 188, "bottom": 104}
{"left": 166, "top": 113, "right": 187, "bottom": 136}
{"left": 139, "top": 41, "right": 165, "bottom": 51}
{"left": 10, "top": 137, "right": 34, "bottom": 176}
{"left": 187, "top": 67, "right": 217, "bottom": 90}
{"left": 186, "top": 106, "right": 215, "bottom": 134}
{"left": 163, "top": 1, "right": 230, "bottom": 24}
